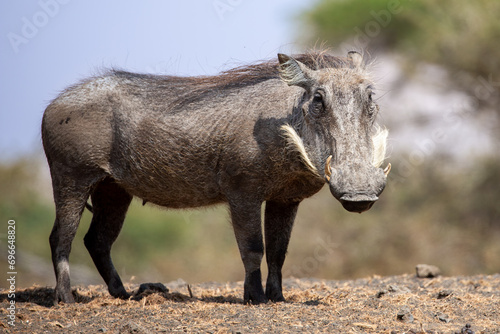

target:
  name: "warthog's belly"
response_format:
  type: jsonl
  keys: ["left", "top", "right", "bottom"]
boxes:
{"left": 115, "top": 171, "right": 226, "bottom": 209}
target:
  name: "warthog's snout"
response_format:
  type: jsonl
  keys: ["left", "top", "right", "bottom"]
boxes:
{"left": 325, "top": 156, "right": 391, "bottom": 213}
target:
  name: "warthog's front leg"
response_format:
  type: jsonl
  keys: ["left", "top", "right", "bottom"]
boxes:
{"left": 264, "top": 200, "right": 299, "bottom": 302}
{"left": 229, "top": 200, "right": 267, "bottom": 305}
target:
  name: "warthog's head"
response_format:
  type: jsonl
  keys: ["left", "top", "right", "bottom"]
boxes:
{"left": 279, "top": 51, "right": 390, "bottom": 213}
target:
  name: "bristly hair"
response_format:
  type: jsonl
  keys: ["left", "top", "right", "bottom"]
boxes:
{"left": 202, "top": 51, "right": 357, "bottom": 90}
{"left": 130, "top": 52, "right": 359, "bottom": 108}
{"left": 280, "top": 124, "right": 321, "bottom": 178}
{"left": 372, "top": 126, "right": 388, "bottom": 168}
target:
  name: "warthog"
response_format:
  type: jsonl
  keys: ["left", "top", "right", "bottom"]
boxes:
{"left": 42, "top": 51, "right": 390, "bottom": 305}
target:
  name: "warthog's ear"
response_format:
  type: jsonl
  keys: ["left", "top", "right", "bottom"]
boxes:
{"left": 278, "top": 54, "right": 314, "bottom": 91}
{"left": 347, "top": 51, "right": 364, "bottom": 69}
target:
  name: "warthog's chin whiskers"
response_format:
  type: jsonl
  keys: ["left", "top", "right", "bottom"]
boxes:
{"left": 372, "top": 126, "right": 389, "bottom": 168}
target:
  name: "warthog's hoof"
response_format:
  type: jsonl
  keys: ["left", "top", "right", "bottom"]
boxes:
{"left": 54, "top": 289, "right": 75, "bottom": 305}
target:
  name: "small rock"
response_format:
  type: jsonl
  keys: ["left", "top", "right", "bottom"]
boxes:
{"left": 388, "top": 284, "right": 411, "bottom": 294}
{"left": 437, "top": 289, "right": 453, "bottom": 299}
{"left": 377, "top": 284, "right": 412, "bottom": 298}
{"left": 388, "top": 284, "right": 399, "bottom": 292}
{"left": 396, "top": 306, "right": 414, "bottom": 323}
{"left": 436, "top": 312, "right": 450, "bottom": 323}
{"left": 458, "top": 323, "right": 474, "bottom": 334}
{"left": 376, "top": 289, "right": 388, "bottom": 298}
{"left": 416, "top": 264, "right": 441, "bottom": 278}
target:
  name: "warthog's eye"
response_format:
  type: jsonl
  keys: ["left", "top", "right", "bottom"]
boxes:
{"left": 367, "top": 86, "right": 375, "bottom": 101}
{"left": 310, "top": 90, "right": 325, "bottom": 116}
{"left": 366, "top": 86, "right": 377, "bottom": 117}
{"left": 313, "top": 92, "right": 323, "bottom": 103}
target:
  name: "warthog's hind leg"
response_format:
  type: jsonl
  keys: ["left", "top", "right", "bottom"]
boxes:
{"left": 84, "top": 177, "right": 132, "bottom": 299}
{"left": 49, "top": 172, "right": 92, "bottom": 304}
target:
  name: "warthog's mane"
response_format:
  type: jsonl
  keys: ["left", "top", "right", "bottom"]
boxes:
{"left": 111, "top": 52, "right": 357, "bottom": 108}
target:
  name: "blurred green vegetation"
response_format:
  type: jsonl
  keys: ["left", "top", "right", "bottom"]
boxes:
{"left": 1, "top": 156, "right": 499, "bottom": 288}
{"left": 302, "top": 0, "right": 500, "bottom": 111}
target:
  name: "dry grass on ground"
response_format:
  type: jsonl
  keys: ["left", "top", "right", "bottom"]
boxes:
{"left": 1, "top": 274, "right": 499, "bottom": 333}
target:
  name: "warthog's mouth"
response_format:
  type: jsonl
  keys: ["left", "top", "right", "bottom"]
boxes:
{"left": 339, "top": 194, "right": 378, "bottom": 213}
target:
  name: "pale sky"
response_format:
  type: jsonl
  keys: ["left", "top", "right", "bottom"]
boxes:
{"left": 0, "top": 0, "right": 312, "bottom": 160}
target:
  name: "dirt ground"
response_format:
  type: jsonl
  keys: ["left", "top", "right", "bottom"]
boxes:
{"left": 1, "top": 273, "right": 499, "bottom": 333}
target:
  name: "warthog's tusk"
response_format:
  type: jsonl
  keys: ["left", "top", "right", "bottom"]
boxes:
{"left": 325, "top": 155, "right": 332, "bottom": 181}
{"left": 383, "top": 163, "right": 391, "bottom": 177}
